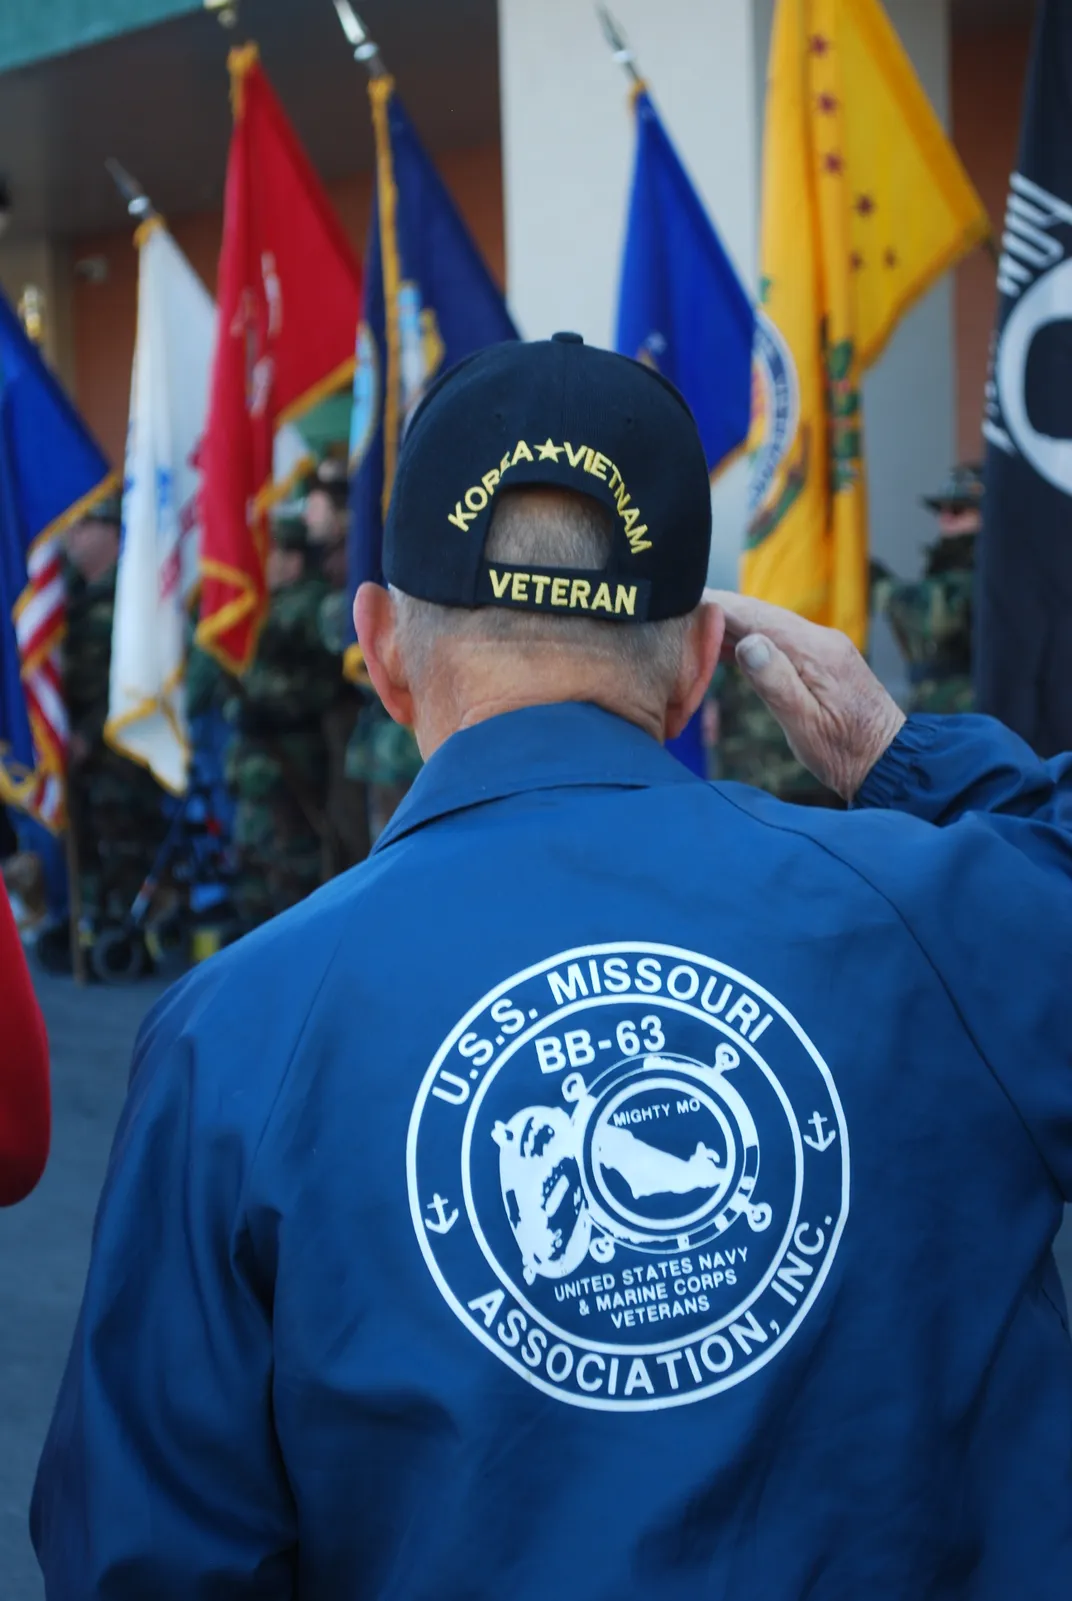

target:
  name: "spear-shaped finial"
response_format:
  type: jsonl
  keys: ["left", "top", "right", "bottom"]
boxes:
{"left": 597, "top": 5, "right": 642, "bottom": 84}
{"left": 105, "top": 159, "right": 156, "bottom": 221}
{"left": 204, "top": 0, "right": 240, "bottom": 29}
{"left": 332, "top": 0, "right": 387, "bottom": 75}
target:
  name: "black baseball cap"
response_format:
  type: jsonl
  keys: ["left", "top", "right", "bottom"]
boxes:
{"left": 922, "top": 462, "right": 984, "bottom": 513}
{"left": 383, "top": 333, "right": 712, "bottom": 623}
{"left": 304, "top": 456, "right": 350, "bottom": 510}
{"left": 83, "top": 491, "right": 123, "bottom": 528}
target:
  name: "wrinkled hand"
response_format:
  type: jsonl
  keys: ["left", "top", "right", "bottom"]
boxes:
{"left": 707, "top": 591, "right": 905, "bottom": 801}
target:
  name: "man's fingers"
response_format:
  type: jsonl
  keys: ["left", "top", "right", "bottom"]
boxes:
{"left": 709, "top": 590, "right": 830, "bottom": 660}
{"left": 708, "top": 591, "right": 797, "bottom": 643}
{"left": 735, "top": 633, "right": 814, "bottom": 724}
{"left": 709, "top": 592, "right": 904, "bottom": 800}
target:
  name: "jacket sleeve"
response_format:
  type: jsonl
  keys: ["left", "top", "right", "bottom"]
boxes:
{"left": 30, "top": 977, "right": 297, "bottom": 1599}
{"left": 856, "top": 714, "right": 1072, "bottom": 880}
{"left": 0, "top": 877, "right": 50, "bottom": 1205}
{"left": 844, "top": 717, "right": 1072, "bottom": 1199}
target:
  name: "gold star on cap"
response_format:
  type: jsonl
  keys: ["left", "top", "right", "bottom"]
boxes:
{"left": 536, "top": 438, "right": 563, "bottom": 461}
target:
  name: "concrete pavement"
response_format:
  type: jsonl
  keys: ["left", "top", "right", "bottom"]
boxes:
{"left": 0, "top": 970, "right": 169, "bottom": 1601}
{"left": 2, "top": 971, "right": 1072, "bottom": 1600}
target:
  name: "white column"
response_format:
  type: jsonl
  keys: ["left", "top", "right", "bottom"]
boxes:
{"left": 498, "top": 0, "right": 761, "bottom": 585}
{"left": 859, "top": 0, "right": 956, "bottom": 694}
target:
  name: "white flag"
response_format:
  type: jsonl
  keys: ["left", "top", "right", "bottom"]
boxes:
{"left": 107, "top": 221, "right": 309, "bottom": 792}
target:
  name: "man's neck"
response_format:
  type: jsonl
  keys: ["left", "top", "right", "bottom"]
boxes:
{"left": 457, "top": 690, "right": 662, "bottom": 742}
{"left": 413, "top": 657, "right": 666, "bottom": 760}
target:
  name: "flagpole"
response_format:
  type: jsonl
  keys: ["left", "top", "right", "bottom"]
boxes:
{"left": 597, "top": 5, "right": 643, "bottom": 86}
{"left": 105, "top": 160, "right": 158, "bottom": 224}
{"left": 63, "top": 788, "right": 88, "bottom": 986}
{"left": 331, "top": 0, "right": 403, "bottom": 516}
{"left": 331, "top": 1, "right": 388, "bottom": 75}
{"left": 80, "top": 160, "right": 159, "bottom": 986}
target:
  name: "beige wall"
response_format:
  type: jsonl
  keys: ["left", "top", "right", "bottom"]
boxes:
{"left": 68, "top": 140, "right": 506, "bottom": 466}
{"left": 0, "top": 237, "right": 76, "bottom": 389}
{"left": 952, "top": 19, "right": 1034, "bottom": 462}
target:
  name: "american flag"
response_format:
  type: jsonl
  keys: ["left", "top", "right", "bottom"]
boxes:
{"left": 0, "top": 283, "right": 117, "bottom": 837}
{"left": 12, "top": 523, "right": 74, "bottom": 829}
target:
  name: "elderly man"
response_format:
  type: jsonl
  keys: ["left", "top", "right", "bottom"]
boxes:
{"left": 34, "top": 337, "right": 1072, "bottom": 1599}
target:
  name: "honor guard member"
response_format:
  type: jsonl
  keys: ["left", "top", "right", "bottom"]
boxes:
{"left": 232, "top": 512, "right": 338, "bottom": 927}
{"left": 303, "top": 459, "right": 378, "bottom": 870}
{"left": 59, "top": 494, "right": 166, "bottom": 946}
{"left": 872, "top": 461, "right": 983, "bottom": 716}
{"left": 34, "top": 337, "right": 1072, "bottom": 1598}
{"left": 309, "top": 456, "right": 424, "bottom": 843}
{"left": 302, "top": 454, "right": 350, "bottom": 556}
{"left": 216, "top": 512, "right": 340, "bottom": 930}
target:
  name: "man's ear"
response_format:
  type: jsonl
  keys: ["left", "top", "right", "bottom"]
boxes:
{"left": 354, "top": 583, "right": 415, "bottom": 728}
{"left": 664, "top": 602, "right": 724, "bottom": 742}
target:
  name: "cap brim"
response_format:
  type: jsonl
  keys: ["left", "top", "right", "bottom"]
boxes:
{"left": 922, "top": 497, "right": 975, "bottom": 512}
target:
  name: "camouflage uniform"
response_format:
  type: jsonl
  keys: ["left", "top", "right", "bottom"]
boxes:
{"left": 345, "top": 700, "right": 423, "bottom": 788}
{"left": 872, "top": 531, "right": 976, "bottom": 715}
{"left": 222, "top": 566, "right": 340, "bottom": 930}
{"left": 63, "top": 563, "right": 166, "bottom": 925}
{"left": 318, "top": 589, "right": 422, "bottom": 843}
{"left": 321, "top": 688, "right": 370, "bottom": 875}
{"left": 713, "top": 664, "right": 841, "bottom": 807}
{"left": 184, "top": 636, "right": 230, "bottom": 724}
{"left": 310, "top": 572, "right": 371, "bottom": 878}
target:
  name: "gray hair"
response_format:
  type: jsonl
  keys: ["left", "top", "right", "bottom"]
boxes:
{"left": 391, "top": 487, "right": 694, "bottom": 700}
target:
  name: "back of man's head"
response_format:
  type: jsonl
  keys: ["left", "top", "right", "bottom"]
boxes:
{"left": 392, "top": 486, "right": 695, "bottom": 713}
{"left": 356, "top": 335, "right": 723, "bottom": 755}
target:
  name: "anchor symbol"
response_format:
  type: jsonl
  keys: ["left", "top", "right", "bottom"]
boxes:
{"left": 804, "top": 1112, "right": 836, "bottom": 1152}
{"left": 425, "top": 1193, "right": 459, "bottom": 1234}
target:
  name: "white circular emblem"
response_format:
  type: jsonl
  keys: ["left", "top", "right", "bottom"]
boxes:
{"left": 748, "top": 310, "right": 800, "bottom": 521}
{"left": 996, "top": 256, "right": 1072, "bottom": 498}
{"left": 408, "top": 943, "right": 849, "bottom": 1412}
{"left": 348, "top": 321, "right": 379, "bottom": 474}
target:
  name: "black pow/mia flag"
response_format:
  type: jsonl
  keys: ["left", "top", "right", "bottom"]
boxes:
{"left": 977, "top": 0, "right": 1072, "bottom": 756}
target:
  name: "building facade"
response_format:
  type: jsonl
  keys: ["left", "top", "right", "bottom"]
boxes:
{"left": 0, "top": 0, "right": 1037, "bottom": 650}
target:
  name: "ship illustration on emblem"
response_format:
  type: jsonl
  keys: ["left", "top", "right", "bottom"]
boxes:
{"left": 492, "top": 1049, "right": 772, "bottom": 1285}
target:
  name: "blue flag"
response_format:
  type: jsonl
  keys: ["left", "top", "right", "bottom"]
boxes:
{"left": 347, "top": 76, "right": 518, "bottom": 666}
{"left": 615, "top": 88, "right": 755, "bottom": 774}
{"left": 616, "top": 89, "right": 754, "bottom": 472}
{"left": 0, "top": 289, "right": 116, "bottom": 829}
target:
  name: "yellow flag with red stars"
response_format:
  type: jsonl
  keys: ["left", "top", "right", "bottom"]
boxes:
{"left": 742, "top": 0, "right": 989, "bottom": 648}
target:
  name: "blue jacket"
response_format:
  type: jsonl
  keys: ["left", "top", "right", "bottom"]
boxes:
{"left": 33, "top": 705, "right": 1072, "bottom": 1599}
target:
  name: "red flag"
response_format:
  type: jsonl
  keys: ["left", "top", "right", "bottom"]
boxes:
{"left": 196, "top": 45, "right": 362, "bottom": 673}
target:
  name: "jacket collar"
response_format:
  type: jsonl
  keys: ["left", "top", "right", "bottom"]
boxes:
{"left": 372, "top": 702, "right": 699, "bottom": 852}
